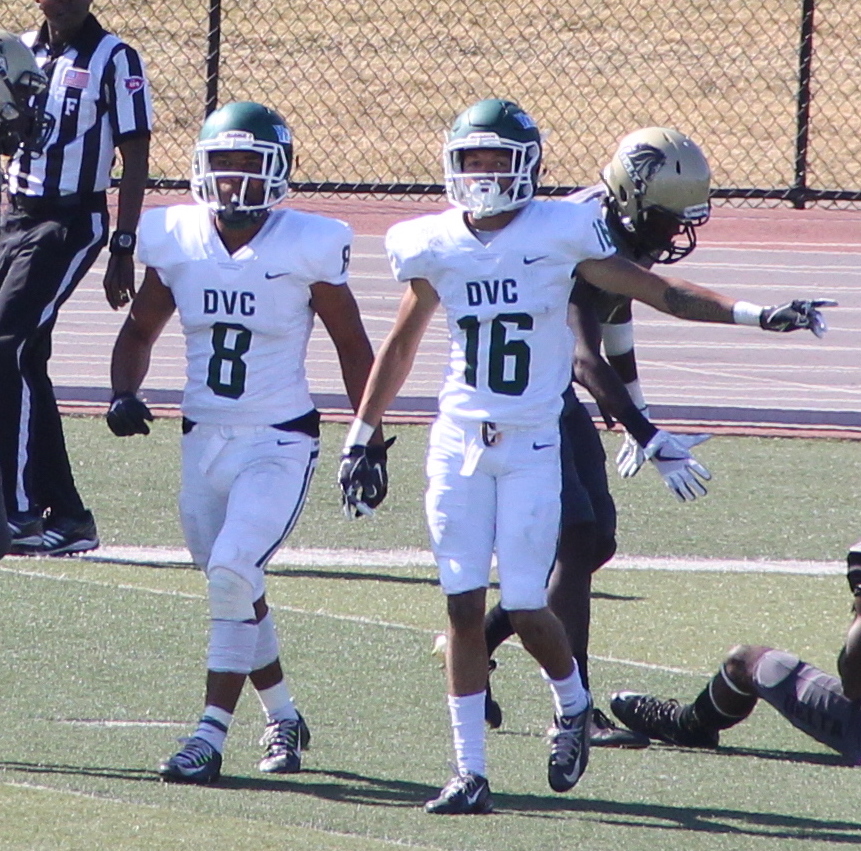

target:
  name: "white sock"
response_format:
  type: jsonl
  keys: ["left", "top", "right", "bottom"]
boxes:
{"left": 542, "top": 661, "right": 590, "bottom": 717}
{"left": 194, "top": 704, "right": 232, "bottom": 752}
{"left": 256, "top": 680, "right": 299, "bottom": 724}
{"left": 448, "top": 692, "right": 486, "bottom": 777}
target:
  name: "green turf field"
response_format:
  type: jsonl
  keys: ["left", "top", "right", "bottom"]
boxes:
{"left": 0, "top": 417, "right": 859, "bottom": 850}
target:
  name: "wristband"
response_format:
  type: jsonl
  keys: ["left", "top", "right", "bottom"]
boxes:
{"left": 732, "top": 300, "right": 762, "bottom": 327}
{"left": 344, "top": 418, "right": 375, "bottom": 450}
{"left": 618, "top": 402, "right": 657, "bottom": 448}
{"left": 109, "top": 230, "right": 136, "bottom": 255}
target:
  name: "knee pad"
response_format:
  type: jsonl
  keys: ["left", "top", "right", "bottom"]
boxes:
{"left": 252, "top": 611, "right": 281, "bottom": 671}
{"left": 753, "top": 649, "right": 801, "bottom": 690}
{"left": 207, "top": 567, "right": 255, "bottom": 622}
{"left": 208, "top": 619, "right": 257, "bottom": 674}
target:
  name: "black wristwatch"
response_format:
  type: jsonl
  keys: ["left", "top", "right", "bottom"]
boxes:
{"left": 109, "top": 230, "right": 136, "bottom": 255}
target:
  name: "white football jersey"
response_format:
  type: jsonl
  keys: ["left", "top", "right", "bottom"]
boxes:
{"left": 138, "top": 204, "right": 352, "bottom": 425}
{"left": 386, "top": 200, "right": 615, "bottom": 425}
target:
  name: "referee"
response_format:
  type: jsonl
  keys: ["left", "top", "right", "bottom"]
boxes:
{"left": 0, "top": 0, "right": 152, "bottom": 555}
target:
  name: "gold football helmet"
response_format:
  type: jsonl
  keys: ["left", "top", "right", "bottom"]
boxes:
{"left": 602, "top": 127, "right": 711, "bottom": 263}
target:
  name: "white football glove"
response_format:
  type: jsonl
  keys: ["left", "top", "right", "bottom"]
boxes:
{"left": 616, "top": 432, "right": 646, "bottom": 478}
{"left": 617, "top": 428, "right": 711, "bottom": 479}
{"left": 643, "top": 430, "right": 712, "bottom": 502}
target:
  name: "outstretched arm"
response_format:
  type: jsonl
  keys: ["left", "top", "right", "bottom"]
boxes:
{"left": 577, "top": 254, "right": 835, "bottom": 336}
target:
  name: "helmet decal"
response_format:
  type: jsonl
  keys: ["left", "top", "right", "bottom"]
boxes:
{"left": 602, "top": 127, "right": 711, "bottom": 264}
{"left": 619, "top": 144, "right": 667, "bottom": 196}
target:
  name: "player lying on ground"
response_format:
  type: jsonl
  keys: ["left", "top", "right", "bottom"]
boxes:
{"left": 611, "top": 542, "right": 861, "bottom": 760}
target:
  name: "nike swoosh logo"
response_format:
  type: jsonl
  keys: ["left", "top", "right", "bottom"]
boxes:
{"left": 276, "top": 439, "right": 297, "bottom": 446}
{"left": 653, "top": 449, "right": 687, "bottom": 462}
{"left": 265, "top": 271, "right": 291, "bottom": 279}
{"left": 465, "top": 787, "right": 484, "bottom": 806}
{"left": 560, "top": 763, "right": 582, "bottom": 784}
{"left": 523, "top": 255, "right": 549, "bottom": 265}
{"left": 532, "top": 442, "right": 554, "bottom": 450}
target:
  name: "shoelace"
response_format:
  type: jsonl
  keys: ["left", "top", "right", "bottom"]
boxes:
{"left": 173, "top": 737, "right": 215, "bottom": 768}
{"left": 440, "top": 773, "right": 476, "bottom": 798}
{"left": 630, "top": 696, "right": 682, "bottom": 733}
{"left": 261, "top": 720, "right": 299, "bottom": 753}
{"left": 549, "top": 718, "right": 584, "bottom": 763}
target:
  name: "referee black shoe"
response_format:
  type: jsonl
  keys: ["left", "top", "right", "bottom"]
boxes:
{"left": 8, "top": 513, "right": 44, "bottom": 555}
{"left": 40, "top": 510, "right": 99, "bottom": 556}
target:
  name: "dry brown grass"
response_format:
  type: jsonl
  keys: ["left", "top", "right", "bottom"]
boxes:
{"left": 7, "top": 0, "right": 861, "bottom": 199}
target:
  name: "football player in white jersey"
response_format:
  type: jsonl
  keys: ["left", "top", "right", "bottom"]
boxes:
{"left": 339, "top": 98, "right": 835, "bottom": 814}
{"left": 108, "top": 102, "right": 383, "bottom": 785}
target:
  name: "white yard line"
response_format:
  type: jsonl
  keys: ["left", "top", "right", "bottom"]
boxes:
{"left": 1, "top": 546, "right": 842, "bottom": 682}
{"left": 63, "top": 544, "right": 842, "bottom": 576}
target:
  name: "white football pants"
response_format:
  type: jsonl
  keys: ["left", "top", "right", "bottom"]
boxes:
{"left": 425, "top": 413, "right": 561, "bottom": 610}
{"left": 180, "top": 423, "right": 318, "bottom": 599}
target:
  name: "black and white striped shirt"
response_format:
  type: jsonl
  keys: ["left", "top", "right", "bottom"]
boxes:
{"left": 8, "top": 14, "right": 152, "bottom": 198}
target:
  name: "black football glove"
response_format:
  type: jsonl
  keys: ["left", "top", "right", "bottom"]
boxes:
{"left": 338, "top": 436, "right": 396, "bottom": 519}
{"left": 106, "top": 393, "right": 153, "bottom": 436}
{"left": 759, "top": 299, "right": 837, "bottom": 338}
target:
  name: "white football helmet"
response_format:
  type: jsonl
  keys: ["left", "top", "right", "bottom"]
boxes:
{"left": 0, "top": 30, "right": 52, "bottom": 155}
{"left": 602, "top": 127, "right": 711, "bottom": 263}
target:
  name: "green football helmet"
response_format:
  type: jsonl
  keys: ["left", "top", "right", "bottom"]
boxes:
{"left": 602, "top": 127, "right": 711, "bottom": 263}
{"left": 444, "top": 98, "right": 542, "bottom": 218}
{"left": 0, "top": 29, "right": 52, "bottom": 155}
{"left": 191, "top": 101, "right": 292, "bottom": 224}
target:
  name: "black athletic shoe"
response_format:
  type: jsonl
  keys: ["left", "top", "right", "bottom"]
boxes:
{"left": 40, "top": 510, "right": 99, "bottom": 555}
{"left": 547, "top": 695, "right": 592, "bottom": 793}
{"left": 425, "top": 772, "right": 493, "bottom": 815}
{"left": 7, "top": 514, "right": 43, "bottom": 555}
{"left": 158, "top": 737, "right": 222, "bottom": 784}
{"left": 485, "top": 659, "right": 502, "bottom": 729}
{"left": 259, "top": 718, "right": 302, "bottom": 773}
{"left": 610, "top": 691, "right": 719, "bottom": 749}
{"left": 590, "top": 705, "right": 650, "bottom": 748}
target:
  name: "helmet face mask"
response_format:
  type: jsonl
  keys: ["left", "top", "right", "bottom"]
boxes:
{"left": 0, "top": 30, "right": 53, "bottom": 155}
{"left": 444, "top": 99, "right": 542, "bottom": 219}
{"left": 602, "top": 127, "right": 711, "bottom": 264}
{"left": 191, "top": 101, "right": 292, "bottom": 226}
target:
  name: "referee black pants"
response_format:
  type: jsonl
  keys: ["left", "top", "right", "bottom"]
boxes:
{"left": 0, "top": 203, "right": 108, "bottom": 520}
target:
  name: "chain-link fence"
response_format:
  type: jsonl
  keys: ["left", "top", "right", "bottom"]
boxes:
{"left": 8, "top": 0, "right": 861, "bottom": 205}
